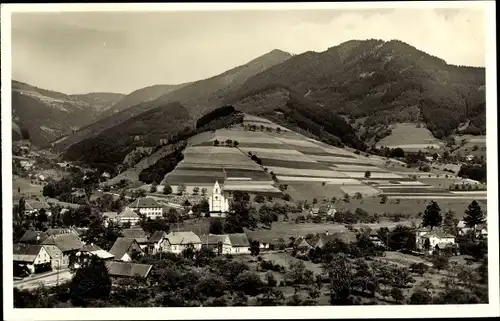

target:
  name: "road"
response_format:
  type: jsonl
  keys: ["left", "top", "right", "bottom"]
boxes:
{"left": 14, "top": 270, "right": 73, "bottom": 290}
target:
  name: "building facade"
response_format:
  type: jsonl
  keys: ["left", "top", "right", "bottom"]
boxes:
{"left": 208, "top": 181, "right": 230, "bottom": 217}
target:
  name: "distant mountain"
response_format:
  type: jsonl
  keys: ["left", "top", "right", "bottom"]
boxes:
{"left": 97, "top": 83, "right": 190, "bottom": 119}
{"left": 54, "top": 49, "right": 292, "bottom": 151}
{"left": 11, "top": 80, "right": 123, "bottom": 147}
{"left": 70, "top": 92, "right": 125, "bottom": 112}
{"left": 233, "top": 39, "right": 485, "bottom": 139}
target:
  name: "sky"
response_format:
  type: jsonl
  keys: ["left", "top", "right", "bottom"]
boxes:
{"left": 11, "top": 7, "right": 486, "bottom": 95}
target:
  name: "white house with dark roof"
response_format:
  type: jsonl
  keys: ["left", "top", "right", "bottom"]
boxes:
{"left": 165, "top": 231, "right": 202, "bottom": 253}
{"left": 105, "top": 261, "right": 153, "bottom": 280}
{"left": 148, "top": 231, "right": 169, "bottom": 255}
{"left": 25, "top": 199, "right": 51, "bottom": 216}
{"left": 127, "top": 197, "right": 163, "bottom": 219}
{"left": 416, "top": 230, "right": 456, "bottom": 254}
{"left": 200, "top": 234, "right": 232, "bottom": 255}
{"left": 40, "top": 231, "right": 84, "bottom": 269}
{"left": 122, "top": 227, "right": 149, "bottom": 249}
{"left": 13, "top": 244, "right": 52, "bottom": 274}
{"left": 109, "top": 237, "right": 143, "bottom": 262}
{"left": 117, "top": 208, "right": 140, "bottom": 226}
{"left": 227, "top": 233, "right": 250, "bottom": 254}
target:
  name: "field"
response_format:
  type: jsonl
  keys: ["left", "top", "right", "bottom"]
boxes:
{"left": 13, "top": 177, "right": 44, "bottom": 200}
{"left": 375, "top": 123, "right": 444, "bottom": 151}
{"left": 155, "top": 114, "right": 486, "bottom": 203}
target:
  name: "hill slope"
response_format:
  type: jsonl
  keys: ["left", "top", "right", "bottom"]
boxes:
{"left": 11, "top": 81, "right": 123, "bottom": 147}
{"left": 63, "top": 101, "right": 192, "bottom": 167}
{"left": 69, "top": 92, "right": 125, "bottom": 113}
{"left": 54, "top": 49, "right": 292, "bottom": 151}
{"left": 97, "top": 83, "right": 190, "bottom": 119}
{"left": 234, "top": 39, "right": 486, "bottom": 140}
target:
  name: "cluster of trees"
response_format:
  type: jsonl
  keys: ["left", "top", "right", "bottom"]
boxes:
{"left": 195, "top": 105, "right": 241, "bottom": 129}
{"left": 42, "top": 169, "right": 100, "bottom": 204}
{"left": 457, "top": 164, "right": 487, "bottom": 183}
{"left": 213, "top": 139, "right": 239, "bottom": 148}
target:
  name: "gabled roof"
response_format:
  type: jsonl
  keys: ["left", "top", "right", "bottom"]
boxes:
{"left": 148, "top": 231, "right": 167, "bottom": 243}
{"left": 103, "top": 211, "right": 118, "bottom": 219}
{"left": 122, "top": 228, "right": 148, "bottom": 243}
{"left": 294, "top": 237, "right": 313, "bottom": 248}
{"left": 128, "top": 197, "right": 161, "bottom": 209}
{"left": 228, "top": 233, "right": 250, "bottom": 247}
{"left": 421, "top": 231, "right": 456, "bottom": 239}
{"left": 46, "top": 227, "right": 80, "bottom": 236}
{"left": 109, "top": 237, "right": 141, "bottom": 259}
{"left": 118, "top": 208, "right": 140, "bottom": 219}
{"left": 19, "top": 230, "right": 48, "bottom": 244}
{"left": 166, "top": 231, "right": 201, "bottom": 245}
{"left": 13, "top": 243, "right": 44, "bottom": 262}
{"left": 80, "top": 244, "right": 115, "bottom": 259}
{"left": 105, "top": 261, "right": 152, "bottom": 278}
{"left": 200, "top": 234, "right": 230, "bottom": 246}
{"left": 25, "top": 200, "right": 50, "bottom": 210}
{"left": 41, "top": 233, "right": 84, "bottom": 252}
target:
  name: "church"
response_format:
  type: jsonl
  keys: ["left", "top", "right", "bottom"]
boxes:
{"left": 208, "top": 180, "right": 230, "bottom": 217}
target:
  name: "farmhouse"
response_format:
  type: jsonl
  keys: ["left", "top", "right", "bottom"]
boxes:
{"left": 75, "top": 244, "right": 114, "bottom": 268}
{"left": 128, "top": 197, "right": 163, "bottom": 219}
{"left": 208, "top": 181, "right": 230, "bottom": 217}
{"left": 457, "top": 221, "right": 488, "bottom": 238}
{"left": 147, "top": 231, "right": 169, "bottom": 255}
{"left": 105, "top": 261, "right": 153, "bottom": 280}
{"left": 109, "top": 237, "right": 143, "bottom": 262}
{"left": 13, "top": 244, "right": 52, "bottom": 275}
{"left": 122, "top": 227, "right": 149, "bottom": 249}
{"left": 102, "top": 211, "right": 118, "bottom": 227}
{"left": 293, "top": 237, "right": 314, "bottom": 252}
{"left": 165, "top": 231, "right": 202, "bottom": 253}
{"left": 227, "top": 233, "right": 250, "bottom": 254}
{"left": 416, "top": 230, "right": 456, "bottom": 254}
{"left": 25, "top": 199, "right": 51, "bottom": 216}
{"left": 116, "top": 208, "right": 140, "bottom": 226}
{"left": 200, "top": 234, "right": 232, "bottom": 255}
{"left": 368, "top": 229, "right": 384, "bottom": 247}
{"left": 309, "top": 204, "right": 336, "bottom": 216}
{"left": 19, "top": 230, "right": 48, "bottom": 244}
{"left": 40, "top": 231, "right": 84, "bottom": 269}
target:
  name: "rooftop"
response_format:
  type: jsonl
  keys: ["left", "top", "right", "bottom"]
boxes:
{"left": 128, "top": 197, "right": 161, "bottom": 209}
{"left": 109, "top": 237, "right": 141, "bottom": 259}
{"left": 166, "top": 231, "right": 201, "bottom": 245}
{"left": 228, "top": 233, "right": 250, "bottom": 247}
{"left": 105, "top": 261, "right": 152, "bottom": 278}
{"left": 13, "top": 243, "right": 44, "bottom": 262}
{"left": 41, "top": 233, "right": 84, "bottom": 252}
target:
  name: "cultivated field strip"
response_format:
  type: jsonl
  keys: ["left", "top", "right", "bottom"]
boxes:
{"left": 239, "top": 148, "right": 304, "bottom": 156}
{"left": 265, "top": 166, "right": 349, "bottom": 178}
{"left": 330, "top": 164, "right": 385, "bottom": 171}
{"left": 277, "top": 176, "right": 363, "bottom": 184}
{"left": 340, "top": 185, "right": 380, "bottom": 196}
{"left": 261, "top": 158, "right": 332, "bottom": 170}
{"left": 309, "top": 155, "right": 375, "bottom": 164}
{"left": 183, "top": 146, "right": 246, "bottom": 154}
{"left": 342, "top": 172, "right": 404, "bottom": 179}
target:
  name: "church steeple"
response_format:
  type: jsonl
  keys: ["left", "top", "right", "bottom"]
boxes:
{"left": 213, "top": 180, "right": 220, "bottom": 195}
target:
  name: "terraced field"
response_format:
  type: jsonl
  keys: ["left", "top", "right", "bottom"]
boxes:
{"left": 160, "top": 114, "right": 485, "bottom": 201}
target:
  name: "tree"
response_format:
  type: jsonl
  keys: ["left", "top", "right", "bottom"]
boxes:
{"left": 150, "top": 183, "right": 157, "bottom": 193}
{"left": 442, "top": 210, "right": 458, "bottom": 236}
{"left": 232, "top": 291, "right": 248, "bottom": 306}
{"left": 364, "top": 171, "right": 371, "bottom": 179}
{"left": 162, "top": 184, "right": 172, "bottom": 195}
{"left": 409, "top": 288, "right": 432, "bottom": 304}
{"left": 233, "top": 140, "right": 239, "bottom": 148}
{"left": 209, "top": 219, "right": 225, "bottom": 234}
{"left": 324, "top": 254, "right": 355, "bottom": 305}
{"left": 283, "top": 193, "right": 291, "bottom": 201}
{"left": 192, "top": 186, "right": 200, "bottom": 195}
{"left": 463, "top": 200, "right": 485, "bottom": 236}
{"left": 166, "top": 208, "right": 180, "bottom": 223}
{"left": 177, "top": 184, "right": 186, "bottom": 196}
{"left": 213, "top": 139, "right": 220, "bottom": 146}
{"left": 233, "top": 271, "right": 265, "bottom": 296}
{"left": 201, "top": 187, "right": 208, "bottom": 197}
{"left": 431, "top": 254, "right": 449, "bottom": 271}
{"left": 249, "top": 240, "right": 260, "bottom": 256}
{"left": 422, "top": 201, "right": 442, "bottom": 230}
{"left": 380, "top": 195, "right": 387, "bottom": 204}
{"left": 390, "top": 287, "right": 405, "bottom": 304}
{"left": 266, "top": 271, "right": 277, "bottom": 287}
{"left": 254, "top": 195, "right": 265, "bottom": 203}
{"left": 70, "top": 256, "right": 111, "bottom": 307}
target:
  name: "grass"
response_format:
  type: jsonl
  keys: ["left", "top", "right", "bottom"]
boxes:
{"left": 286, "top": 183, "right": 348, "bottom": 200}
{"left": 375, "top": 123, "right": 443, "bottom": 150}
{"left": 13, "top": 178, "right": 44, "bottom": 199}
{"left": 165, "top": 174, "right": 226, "bottom": 184}
{"left": 266, "top": 167, "right": 348, "bottom": 178}
{"left": 379, "top": 187, "right": 450, "bottom": 194}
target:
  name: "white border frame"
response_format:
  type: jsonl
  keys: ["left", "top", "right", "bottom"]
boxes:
{"left": 1, "top": 2, "right": 498, "bottom": 320}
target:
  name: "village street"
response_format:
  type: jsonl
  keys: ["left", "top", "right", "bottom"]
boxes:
{"left": 14, "top": 269, "right": 73, "bottom": 290}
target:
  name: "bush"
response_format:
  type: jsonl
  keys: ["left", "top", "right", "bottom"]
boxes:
{"left": 409, "top": 262, "right": 429, "bottom": 275}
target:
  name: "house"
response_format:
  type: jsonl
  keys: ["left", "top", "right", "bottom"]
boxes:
{"left": 147, "top": 231, "right": 169, "bottom": 255}
{"left": 19, "top": 230, "right": 48, "bottom": 244}
{"left": 293, "top": 237, "right": 314, "bottom": 252}
{"left": 25, "top": 199, "right": 51, "bottom": 216}
{"left": 466, "top": 154, "right": 474, "bottom": 162}
{"left": 301, "top": 231, "right": 357, "bottom": 250}
{"left": 200, "top": 234, "right": 232, "bottom": 255}
{"left": 41, "top": 232, "right": 84, "bottom": 269}
{"left": 102, "top": 211, "right": 118, "bottom": 227}
{"left": 117, "top": 208, "right": 141, "bottom": 226}
{"left": 127, "top": 197, "right": 163, "bottom": 219}
{"left": 13, "top": 244, "right": 52, "bottom": 275}
{"left": 109, "top": 237, "right": 143, "bottom": 262}
{"left": 105, "top": 261, "right": 152, "bottom": 280}
{"left": 101, "top": 172, "right": 111, "bottom": 179}
{"left": 208, "top": 181, "right": 229, "bottom": 217}
{"left": 74, "top": 244, "right": 114, "bottom": 268}
{"left": 309, "top": 204, "right": 336, "bottom": 216}
{"left": 227, "top": 233, "right": 250, "bottom": 254}
{"left": 165, "top": 231, "right": 202, "bottom": 253}
{"left": 122, "top": 227, "right": 149, "bottom": 249}
{"left": 416, "top": 230, "right": 456, "bottom": 254}
{"left": 368, "top": 229, "right": 384, "bottom": 247}
{"left": 79, "top": 243, "right": 114, "bottom": 260}
{"left": 457, "top": 221, "right": 488, "bottom": 238}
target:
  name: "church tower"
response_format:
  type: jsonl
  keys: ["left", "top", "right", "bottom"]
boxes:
{"left": 208, "top": 180, "right": 228, "bottom": 217}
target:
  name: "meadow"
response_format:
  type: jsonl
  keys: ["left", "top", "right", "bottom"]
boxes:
{"left": 375, "top": 123, "right": 444, "bottom": 151}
